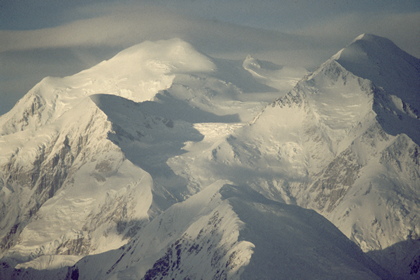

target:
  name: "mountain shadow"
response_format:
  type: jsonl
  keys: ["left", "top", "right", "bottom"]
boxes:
{"left": 91, "top": 93, "right": 206, "bottom": 205}
{"left": 372, "top": 87, "right": 420, "bottom": 146}
{"left": 366, "top": 238, "right": 420, "bottom": 280}
{"left": 138, "top": 91, "right": 240, "bottom": 123}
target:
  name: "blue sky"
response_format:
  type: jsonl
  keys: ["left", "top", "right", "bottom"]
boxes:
{"left": 0, "top": 0, "right": 419, "bottom": 114}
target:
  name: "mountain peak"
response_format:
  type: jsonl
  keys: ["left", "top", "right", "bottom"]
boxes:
{"left": 330, "top": 34, "right": 420, "bottom": 112}
{"left": 332, "top": 33, "right": 413, "bottom": 64}
{"left": 352, "top": 33, "right": 392, "bottom": 44}
{"left": 86, "top": 38, "right": 215, "bottom": 77}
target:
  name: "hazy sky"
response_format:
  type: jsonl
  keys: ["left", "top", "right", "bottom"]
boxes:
{"left": 1, "top": 0, "right": 419, "bottom": 114}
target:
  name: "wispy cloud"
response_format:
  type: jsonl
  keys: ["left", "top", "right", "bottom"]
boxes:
{"left": 2, "top": 4, "right": 418, "bottom": 61}
{"left": 0, "top": 6, "right": 329, "bottom": 66}
{"left": 295, "top": 11, "right": 420, "bottom": 57}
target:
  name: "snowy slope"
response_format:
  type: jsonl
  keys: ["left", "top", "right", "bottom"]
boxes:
{"left": 0, "top": 39, "right": 215, "bottom": 267}
{"left": 0, "top": 94, "right": 155, "bottom": 266}
{"left": 2, "top": 184, "right": 390, "bottom": 280}
{"left": 57, "top": 182, "right": 388, "bottom": 280}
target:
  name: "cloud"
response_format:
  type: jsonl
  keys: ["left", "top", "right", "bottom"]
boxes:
{"left": 1, "top": 2, "right": 418, "bottom": 115}
{"left": 0, "top": 46, "right": 120, "bottom": 114}
{"left": 295, "top": 11, "right": 420, "bottom": 58}
{"left": 2, "top": 3, "right": 418, "bottom": 61}
{"left": 0, "top": 5, "right": 330, "bottom": 66}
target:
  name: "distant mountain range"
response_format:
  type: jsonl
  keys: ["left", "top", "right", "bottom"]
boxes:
{"left": 0, "top": 34, "right": 418, "bottom": 279}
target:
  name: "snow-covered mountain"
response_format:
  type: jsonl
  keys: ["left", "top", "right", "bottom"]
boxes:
{"left": 0, "top": 38, "right": 293, "bottom": 273}
{"left": 193, "top": 34, "right": 420, "bottom": 279}
{"left": 0, "top": 34, "right": 418, "bottom": 279}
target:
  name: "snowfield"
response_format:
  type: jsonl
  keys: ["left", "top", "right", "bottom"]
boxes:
{"left": 0, "top": 34, "right": 419, "bottom": 280}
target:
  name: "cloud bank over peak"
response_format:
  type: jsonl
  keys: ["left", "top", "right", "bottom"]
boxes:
{"left": 0, "top": 6, "right": 313, "bottom": 65}
{"left": 0, "top": 1, "right": 419, "bottom": 115}
{"left": 2, "top": 3, "right": 419, "bottom": 60}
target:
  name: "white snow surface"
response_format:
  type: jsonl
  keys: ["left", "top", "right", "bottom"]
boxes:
{"left": 69, "top": 182, "right": 389, "bottom": 280}
{"left": 0, "top": 34, "right": 419, "bottom": 279}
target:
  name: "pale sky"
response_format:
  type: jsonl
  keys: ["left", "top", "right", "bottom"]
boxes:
{"left": 0, "top": 0, "right": 419, "bottom": 114}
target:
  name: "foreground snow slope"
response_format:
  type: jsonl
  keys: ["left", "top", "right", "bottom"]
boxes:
{"left": 0, "top": 184, "right": 391, "bottom": 280}
{"left": 60, "top": 182, "right": 388, "bottom": 280}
